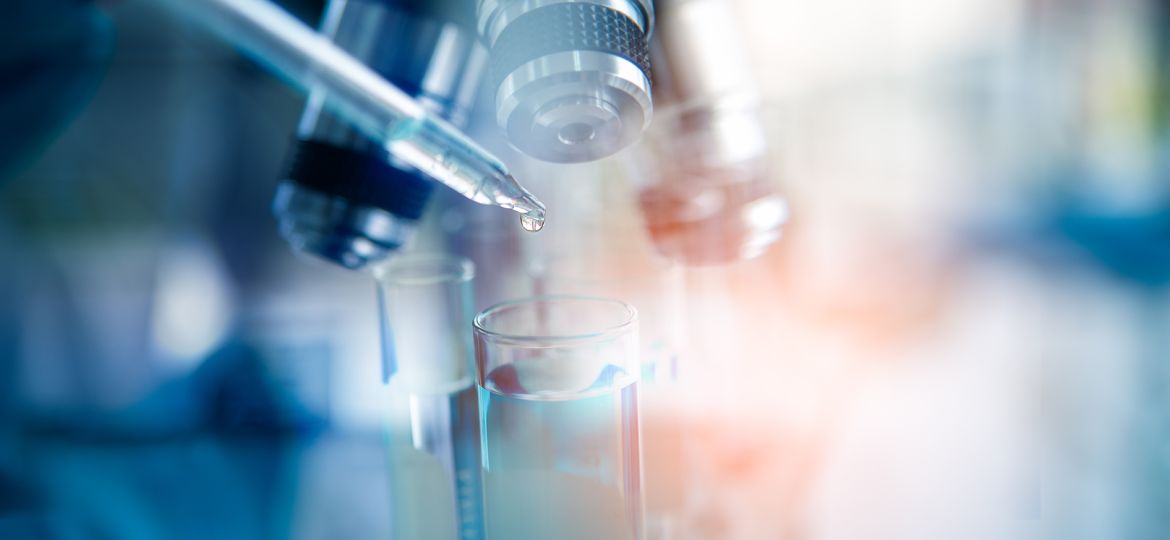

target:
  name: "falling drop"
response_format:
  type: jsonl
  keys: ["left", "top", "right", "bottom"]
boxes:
{"left": 520, "top": 214, "right": 545, "bottom": 232}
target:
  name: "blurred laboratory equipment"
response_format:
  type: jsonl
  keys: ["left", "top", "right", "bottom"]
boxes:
{"left": 473, "top": 296, "right": 644, "bottom": 540}
{"left": 274, "top": 0, "right": 487, "bottom": 269}
{"left": 8, "top": 0, "right": 1170, "bottom": 538}
{"left": 631, "top": 0, "right": 788, "bottom": 266}
{"left": 152, "top": 0, "right": 546, "bottom": 247}
{"left": 0, "top": 0, "right": 114, "bottom": 181}
{"left": 475, "top": 0, "right": 655, "bottom": 163}
{"left": 373, "top": 254, "right": 482, "bottom": 539}
{"left": 997, "top": 1, "right": 1170, "bottom": 537}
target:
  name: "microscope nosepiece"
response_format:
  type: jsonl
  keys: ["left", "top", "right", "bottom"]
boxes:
{"left": 479, "top": 1, "right": 654, "bottom": 163}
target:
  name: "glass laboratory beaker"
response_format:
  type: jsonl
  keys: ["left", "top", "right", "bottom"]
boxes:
{"left": 474, "top": 296, "right": 644, "bottom": 540}
{"left": 372, "top": 254, "right": 482, "bottom": 540}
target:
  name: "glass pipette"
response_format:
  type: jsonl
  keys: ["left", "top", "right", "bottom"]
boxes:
{"left": 152, "top": 0, "right": 546, "bottom": 228}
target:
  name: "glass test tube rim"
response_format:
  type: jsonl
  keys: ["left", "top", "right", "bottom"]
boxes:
{"left": 371, "top": 253, "right": 475, "bottom": 287}
{"left": 374, "top": 252, "right": 477, "bottom": 394}
{"left": 473, "top": 295, "right": 638, "bottom": 347}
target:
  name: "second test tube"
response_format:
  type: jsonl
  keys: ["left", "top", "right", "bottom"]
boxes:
{"left": 374, "top": 254, "right": 483, "bottom": 539}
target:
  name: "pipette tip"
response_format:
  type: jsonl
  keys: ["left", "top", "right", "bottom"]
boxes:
{"left": 515, "top": 194, "right": 546, "bottom": 233}
{"left": 493, "top": 173, "right": 545, "bottom": 232}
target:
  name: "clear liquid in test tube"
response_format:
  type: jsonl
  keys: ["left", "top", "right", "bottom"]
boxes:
{"left": 474, "top": 296, "right": 644, "bottom": 540}
{"left": 373, "top": 255, "right": 483, "bottom": 539}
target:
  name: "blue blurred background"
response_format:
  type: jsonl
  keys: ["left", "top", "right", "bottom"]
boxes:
{"left": 1, "top": 0, "right": 1168, "bottom": 538}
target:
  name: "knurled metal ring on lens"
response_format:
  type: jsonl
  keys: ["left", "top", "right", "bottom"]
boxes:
{"left": 478, "top": 0, "right": 654, "bottom": 44}
{"left": 487, "top": 3, "right": 651, "bottom": 89}
{"left": 481, "top": 2, "right": 654, "bottom": 162}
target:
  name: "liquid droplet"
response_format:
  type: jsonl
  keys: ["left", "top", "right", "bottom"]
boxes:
{"left": 520, "top": 214, "right": 545, "bottom": 232}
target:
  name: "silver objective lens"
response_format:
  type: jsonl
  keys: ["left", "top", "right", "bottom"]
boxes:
{"left": 635, "top": 0, "right": 788, "bottom": 265}
{"left": 478, "top": 0, "right": 655, "bottom": 163}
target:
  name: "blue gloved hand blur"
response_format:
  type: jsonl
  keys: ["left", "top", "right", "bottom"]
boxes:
{"left": 0, "top": 0, "right": 115, "bottom": 182}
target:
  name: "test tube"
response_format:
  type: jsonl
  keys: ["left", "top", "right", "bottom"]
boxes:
{"left": 372, "top": 254, "right": 482, "bottom": 539}
{"left": 473, "top": 296, "right": 644, "bottom": 540}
